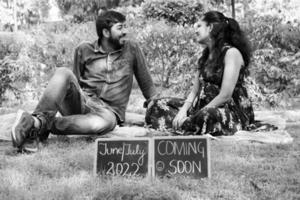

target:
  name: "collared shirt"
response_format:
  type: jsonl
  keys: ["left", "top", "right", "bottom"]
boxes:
{"left": 72, "top": 40, "right": 156, "bottom": 123}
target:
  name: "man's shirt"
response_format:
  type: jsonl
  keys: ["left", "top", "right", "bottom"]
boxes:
{"left": 72, "top": 40, "right": 156, "bottom": 122}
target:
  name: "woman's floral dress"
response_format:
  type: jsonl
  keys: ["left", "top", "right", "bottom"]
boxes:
{"left": 145, "top": 45, "right": 277, "bottom": 136}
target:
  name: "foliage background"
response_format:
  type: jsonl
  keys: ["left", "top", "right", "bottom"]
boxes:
{"left": 0, "top": 1, "right": 300, "bottom": 199}
{"left": 0, "top": 0, "right": 300, "bottom": 108}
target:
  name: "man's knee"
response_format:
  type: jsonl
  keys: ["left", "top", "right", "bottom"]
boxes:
{"left": 53, "top": 67, "right": 75, "bottom": 81}
{"left": 88, "top": 115, "right": 116, "bottom": 135}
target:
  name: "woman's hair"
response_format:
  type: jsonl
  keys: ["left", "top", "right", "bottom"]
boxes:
{"left": 199, "top": 11, "right": 251, "bottom": 71}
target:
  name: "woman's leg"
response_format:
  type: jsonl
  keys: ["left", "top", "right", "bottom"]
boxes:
{"left": 145, "top": 97, "right": 185, "bottom": 130}
{"left": 183, "top": 107, "right": 242, "bottom": 136}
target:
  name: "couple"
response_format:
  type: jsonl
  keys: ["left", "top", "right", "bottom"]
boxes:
{"left": 11, "top": 10, "right": 272, "bottom": 153}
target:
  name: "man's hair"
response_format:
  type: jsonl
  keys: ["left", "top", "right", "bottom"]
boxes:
{"left": 95, "top": 10, "right": 126, "bottom": 39}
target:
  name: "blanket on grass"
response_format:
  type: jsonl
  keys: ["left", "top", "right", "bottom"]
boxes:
{"left": 91, "top": 111, "right": 295, "bottom": 144}
{"left": 0, "top": 111, "right": 296, "bottom": 144}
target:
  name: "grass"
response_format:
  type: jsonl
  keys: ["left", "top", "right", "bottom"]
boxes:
{"left": 1, "top": 124, "right": 299, "bottom": 200}
{"left": 0, "top": 92, "right": 299, "bottom": 200}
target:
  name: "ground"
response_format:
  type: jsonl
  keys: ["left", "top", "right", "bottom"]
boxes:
{"left": 0, "top": 92, "right": 299, "bottom": 200}
{"left": 0, "top": 123, "right": 299, "bottom": 199}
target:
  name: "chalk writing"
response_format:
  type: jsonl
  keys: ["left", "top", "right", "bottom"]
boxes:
{"left": 154, "top": 137, "right": 210, "bottom": 178}
{"left": 106, "top": 162, "right": 140, "bottom": 176}
{"left": 168, "top": 160, "right": 201, "bottom": 175}
{"left": 98, "top": 142, "right": 146, "bottom": 165}
{"left": 95, "top": 139, "right": 150, "bottom": 177}
{"left": 157, "top": 140, "right": 205, "bottom": 158}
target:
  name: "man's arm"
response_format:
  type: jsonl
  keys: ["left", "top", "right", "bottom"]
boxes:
{"left": 132, "top": 43, "right": 157, "bottom": 100}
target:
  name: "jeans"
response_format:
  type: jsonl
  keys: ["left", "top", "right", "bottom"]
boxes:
{"left": 33, "top": 67, "right": 117, "bottom": 138}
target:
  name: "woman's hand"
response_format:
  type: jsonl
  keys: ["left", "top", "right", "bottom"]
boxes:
{"left": 172, "top": 108, "right": 188, "bottom": 131}
{"left": 172, "top": 71, "right": 199, "bottom": 131}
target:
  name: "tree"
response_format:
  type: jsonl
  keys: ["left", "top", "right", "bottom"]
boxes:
{"left": 56, "top": 0, "right": 122, "bottom": 22}
{"left": 13, "top": 0, "right": 17, "bottom": 31}
{"left": 231, "top": 0, "right": 235, "bottom": 18}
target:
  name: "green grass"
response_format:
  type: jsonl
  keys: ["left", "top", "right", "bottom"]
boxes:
{"left": 0, "top": 91, "right": 299, "bottom": 200}
{"left": 0, "top": 123, "right": 299, "bottom": 200}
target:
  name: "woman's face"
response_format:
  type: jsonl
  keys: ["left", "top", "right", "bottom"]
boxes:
{"left": 194, "top": 18, "right": 211, "bottom": 44}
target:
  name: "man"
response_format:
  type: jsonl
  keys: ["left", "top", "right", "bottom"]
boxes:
{"left": 11, "top": 10, "right": 157, "bottom": 153}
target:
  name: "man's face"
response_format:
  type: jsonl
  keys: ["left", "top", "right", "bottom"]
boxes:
{"left": 108, "top": 22, "right": 127, "bottom": 49}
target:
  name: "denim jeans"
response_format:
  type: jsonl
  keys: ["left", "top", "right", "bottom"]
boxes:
{"left": 33, "top": 67, "right": 117, "bottom": 139}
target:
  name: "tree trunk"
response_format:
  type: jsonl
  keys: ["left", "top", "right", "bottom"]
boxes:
{"left": 231, "top": 0, "right": 235, "bottom": 19}
{"left": 13, "top": 0, "right": 17, "bottom": 32}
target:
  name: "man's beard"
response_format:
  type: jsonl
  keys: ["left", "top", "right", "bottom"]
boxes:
{"left": 108, "top": 34, "right": 126, "bottom": 50}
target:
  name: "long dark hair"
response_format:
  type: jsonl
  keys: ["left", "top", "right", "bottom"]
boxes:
{"left": 199, "top": 11, "right": 251, "bottom": 71}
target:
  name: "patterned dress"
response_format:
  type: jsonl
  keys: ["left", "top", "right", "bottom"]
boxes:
{"left": 145, "top": 45, "right": 277, "bottom": 136}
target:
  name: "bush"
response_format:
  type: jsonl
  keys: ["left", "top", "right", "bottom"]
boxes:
{"left": 243, "top": 14, "right": 300, "bottom": 52}
{"left": 142, "top": 0, "right": 204, "bottom": 25}
{"left": 56, "top": 0, "right": 122, "bottom": 22}
{"left": 249, "top": 48, "right": 300, "bottom": 107}
{"left": 0, "top": 58, "right": 17, "bottom": 105}
{"left": 274, "top": 23, "right": 300, "bottom": 52}
{"left": 1, "top": 2, "right": 299, "bottom": 108}
{"left": 138, "top": 4, "right": 300, "bottom": 106}
{"left": 0, "top": 32, "right": 24, "bottom": 59}
{"left": 56, "top": 0, "right": 99, "bottom": 22}
{"left": 27, "top": 21, "right": 96, "bottom": 74}
{"left": 241, "top": 12, "right": 300, "bottom": 107}
{"left": 0, "top": 22, "right": 97, "bottom": 105}
{"left": 0, "top": 32, "right": 33, "bottom": 105}
{"left": 119, "top": 0, "right": 144, "bottom": 7}
{"left": 136, "top": 21, "right": 202, "bottom": 95}
{"left": 0, "top": 55, "right": 35, "bottom": 105}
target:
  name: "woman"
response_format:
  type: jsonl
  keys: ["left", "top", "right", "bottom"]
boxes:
{"left": 145, "top": 11, "right": 276, "bottom": 136}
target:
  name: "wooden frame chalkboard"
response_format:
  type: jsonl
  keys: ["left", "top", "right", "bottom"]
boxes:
{"left": 94, "top": 137, "right": 152, "bottom": 177}
{"left": 153, "top": 136, "right": 211, "bottom": 178}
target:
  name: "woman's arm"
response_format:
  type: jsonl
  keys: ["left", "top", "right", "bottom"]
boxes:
{"left": 183, "top": 71, "right": 200, "bottom": 110}
{"left": 173, "top": 70, "right": 200, "bottom": 129}
{"left": 204, "top": 48, "right": 244, "bottom": 108}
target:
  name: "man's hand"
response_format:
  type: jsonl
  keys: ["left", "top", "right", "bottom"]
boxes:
{"left": 143, "top": 93, "right": 162, "bottom": 108}
{"left": 143, "top": 99, "right": 153, "bottom": 109}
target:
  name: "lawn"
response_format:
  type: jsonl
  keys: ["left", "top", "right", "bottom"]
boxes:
{"left": 0, "top": 91, "right": 299, "bottom": 200}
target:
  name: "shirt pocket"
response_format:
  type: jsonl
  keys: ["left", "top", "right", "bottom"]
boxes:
{"left": 112, "top": 59, "right": 133, "bottom": 78}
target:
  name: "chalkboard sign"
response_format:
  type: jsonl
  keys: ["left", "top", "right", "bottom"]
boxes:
{"left": 154, "top": 136, "right": 210, "bottom": 178}
{"left": 94, "top": 138, "right": 151, "bottom": 177}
